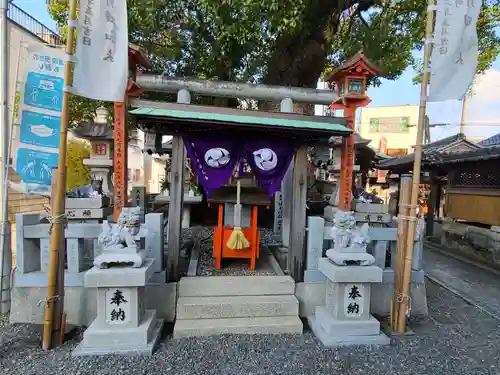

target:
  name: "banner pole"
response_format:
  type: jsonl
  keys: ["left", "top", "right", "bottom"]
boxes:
{"left": 395, "top": 0, "right": 435, "bottom": 334}
{"left": 42, "top": 0, "right": 78, "bottom": 350}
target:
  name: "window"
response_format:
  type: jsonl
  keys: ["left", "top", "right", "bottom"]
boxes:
{"left": 369, "top": 118, "right": 380, "bottom": 132}
{"left": 348, "top": 78, "right": 363, "bottom": 94}
{"left": 94, "top": 143, "right": 107, "bottom": 156}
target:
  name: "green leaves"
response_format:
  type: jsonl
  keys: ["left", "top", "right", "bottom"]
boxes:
{"left": 46, "top": 0, "right": 499, "bottom": 110}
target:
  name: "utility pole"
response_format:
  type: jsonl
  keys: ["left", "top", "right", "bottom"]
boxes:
{"left": 460, "top": 95, "right": 468, "bottom": 135}
{"left": 0, "top": 0, "right": 12, "bottom": 314}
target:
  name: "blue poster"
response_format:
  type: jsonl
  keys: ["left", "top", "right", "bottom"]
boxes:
{"left": 19, "top": 110, "right": 61, "bottom": 149}
{"left": 23, "top": 72, "right": 64, "bottom": 112}
{"left": 15, "top": 148, "right": 59, "bottom": 186}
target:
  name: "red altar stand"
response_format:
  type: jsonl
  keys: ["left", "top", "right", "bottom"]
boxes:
{"left": 209, "top": 186, "right": 270, "bottom": 271}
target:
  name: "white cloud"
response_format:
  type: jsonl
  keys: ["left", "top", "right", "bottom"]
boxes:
{"left": 472, "top": 69, "right": 500, "bottom": 100}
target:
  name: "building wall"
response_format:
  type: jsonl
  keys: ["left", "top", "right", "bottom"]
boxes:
{"left": 358, "top": 104, "right": 419, "bottom": 153}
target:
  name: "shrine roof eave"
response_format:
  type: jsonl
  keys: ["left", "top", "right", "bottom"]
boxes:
{"left": 129, "top": 100, "right": 352, "bottom": 140}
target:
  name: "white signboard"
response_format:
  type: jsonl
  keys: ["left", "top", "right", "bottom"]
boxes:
{"left": 428, "top": 0, "right": 481, "bottom": 102}
{"left": 105, "top": 288, "right": 132, "bottom": 325}
{"left": 9, "top": 44, "right": 65, "bottom": 196}
{"left": 344, "top": 283, "right": 365, "bottom": 318}
{"left": 73, "top": 0, "right": 129, "bottom": 102}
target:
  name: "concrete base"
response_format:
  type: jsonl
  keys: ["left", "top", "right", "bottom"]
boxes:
{"left": 14, "top": 270, "right": 85, "bottom": 287}
{"left": 10, "top": 282, "right": 177, "bottom": 326}
{"left": 308, "top": 315, "right": 390, "bottom": 347}
{"left": 296, "top": 278, "right": 428, "bottom": 318}
{"left": 295, "top": 282, "right": 325, "bottom": 318}
{"left": 148, "top": 271, "right": 167, "bottom": 284}
{"left": 73, "top": 310, "right": 163, "bottom": 357}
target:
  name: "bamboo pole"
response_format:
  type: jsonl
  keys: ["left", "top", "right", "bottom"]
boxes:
{"left": 391, "top": 174, "right": 412, "bottom": 331}
{"left": 42, "top": 0, "right": 77, "bottom": 351}
{"left": 395, "top": 0, "right": 435, "bottom": 334}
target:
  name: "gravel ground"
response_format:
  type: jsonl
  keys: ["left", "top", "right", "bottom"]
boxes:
{"left": 1, "top": 279, "right": 499, "bottom": 375}
{"left": 197, "top": 228, "right": 277, "bottom": 276}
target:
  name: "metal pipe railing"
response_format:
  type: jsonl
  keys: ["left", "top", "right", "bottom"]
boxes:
{"left": 7, "top": 2, "right": 63, "bottom": 45}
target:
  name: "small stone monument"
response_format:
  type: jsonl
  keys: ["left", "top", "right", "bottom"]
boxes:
{"left": 309, "top": 210, "right": 390, "bottom": 346}
{"left": 73, "top": 207, "right": 163, "bottom": 356}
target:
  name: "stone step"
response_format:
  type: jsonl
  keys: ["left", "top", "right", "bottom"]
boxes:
{"left": 178, "top": 276, "right": 296, "bottom": 297}
{"left": 173, "top": 316, "right": 303, "bottom": 338}
{"left": 177, "top": 295, "right": 299, "bottom": 320}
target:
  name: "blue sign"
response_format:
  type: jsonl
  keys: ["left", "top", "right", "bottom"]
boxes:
{"left": 23, "top": 72, "right": 64, "bottom": 112}
{"left": 20, "top": 110, "right": 61, "bottom": 149}
{"left": 16, "top": 148, "right": 59, "bottom": 186}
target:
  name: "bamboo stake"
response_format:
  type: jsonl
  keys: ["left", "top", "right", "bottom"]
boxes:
{"left": 395, "top": 0, "right": 435, "bottom": 334}
{"left": 42, "top": 0, "right": 77, "bottom": 351}
{"left": 392, "top": 174, "right": 412, "bottom": 331}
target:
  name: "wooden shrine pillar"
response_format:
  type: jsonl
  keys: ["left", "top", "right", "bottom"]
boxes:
{"left": 338, "top": 108, "right": 355, "bottom": 211}
{"left": 166, "top": 136, "right": 185, "bottom": 282}
{"left": 287, "top": 146, "right": 308, "bottom": 282}
{"left": 113, "top": 101, "right": 128, "bottom": 221}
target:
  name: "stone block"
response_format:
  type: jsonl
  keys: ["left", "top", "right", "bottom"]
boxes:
{"left": 308, "top": 315, "right": 390, "bottom": 347}
{"left": 323, "top": 281, "right": 372, "bottom": 321}
{"left": 318, "top": 258, "right": 383, "bottom": 283}
{"left": 73, "top": 310, "right": 163, "bottom": 356}
{"left": 306, "top": 216, "right": 325, "bottom": 271}
{"left": 355, "top": 212, "right": 391, "bottom": 224}
{"left": 178, "top": 276, "right": 295, "bottom": 297}
{"left": 40, "top": 238, "right": 50, "bottom": 273}
{"left": 65, "top": 207, "right": 113, "bottom": 220}
{"left": 173, "top": 316, "right": 303, "bottom": 338}
{"left": 66, "top": 197, "right": 110, "bottom": 209}
{"left": 85, "top": 258, "right": 155, "bottom": 288}
{"left": 315, "top": 306, "right": 380, "bottom": 336}
{"left": 295, "top": 282, "right": 326, "bottom": 317}
{"left": 9, "top": 283, "right": 178, "bottom": 326}
{"left": 15, "top": 213, "right": 41, "bottom": 274}
{"left": 96, "top": 287, "right": 145, "bottom": 328}
{"left": 352, "top": 202, "right": 389, "bottom": 214}
{"left": 326, "top": 250, "right": 375, "bottom": 266}
{"left": 176, "top": 295, "right": 299, "bottom": 320}
{"left": 67, "top": 238, "right": 85, "bottom": 273}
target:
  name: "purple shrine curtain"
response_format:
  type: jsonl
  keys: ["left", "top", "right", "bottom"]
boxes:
{"left": 243, "top": 139, "right": 298, "bottom": 197}
{"left": 183, "top": 136, "right": 239, "bottom": 196}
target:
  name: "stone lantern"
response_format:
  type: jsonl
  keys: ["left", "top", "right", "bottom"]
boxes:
{"left": 71, "top": 106, "right": 114, "bottom": 196}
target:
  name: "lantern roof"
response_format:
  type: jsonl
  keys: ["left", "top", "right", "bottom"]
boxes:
{"left": 326, "top": 51, "right": 382, "bottom": 82}
{"left": 128, "top": 43, "right": 151, "bottom": 69}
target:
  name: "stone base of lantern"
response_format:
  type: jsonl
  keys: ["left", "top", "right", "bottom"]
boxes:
{"left": 309, "top": 257, "right": 390, "bottom": 347}
{"left": 73, "top": 259, "right": 163, "bottom": 357}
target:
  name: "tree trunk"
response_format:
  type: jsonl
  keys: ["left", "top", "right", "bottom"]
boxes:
{"left": 262, "top": 1, "right": 364, "bottom": 114}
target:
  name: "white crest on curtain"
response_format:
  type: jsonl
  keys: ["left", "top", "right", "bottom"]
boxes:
{"left": 253, "top": 148, "right": 278, "bottom": 171}
{"left": 204, "top": 148, "right": 230, "bottom": 168}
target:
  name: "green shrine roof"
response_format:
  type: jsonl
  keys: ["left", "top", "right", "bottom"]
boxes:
{"left": 129, "top": 100, "right": 351, "bottom": 139}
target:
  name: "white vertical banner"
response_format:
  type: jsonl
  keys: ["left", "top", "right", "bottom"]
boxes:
{"left": 428, "top": 0, "right": 481, "bottom": 102}
{"left": 73, "top": 0, "right": 129, "bottom": 102}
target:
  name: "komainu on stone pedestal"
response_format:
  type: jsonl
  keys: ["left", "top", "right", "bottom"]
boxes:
{"left": 327, "top": 211, "right": 375, "bottom": 266}
{"left": 94, "top": 206, "right": 146, "bottom": 268}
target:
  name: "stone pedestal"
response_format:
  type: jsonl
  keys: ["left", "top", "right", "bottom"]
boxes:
{"left": 73, "top": 259, "right": 163, "bottom": 356}
{"left": 308, "top": 257, "right": 390, "bottom": 346}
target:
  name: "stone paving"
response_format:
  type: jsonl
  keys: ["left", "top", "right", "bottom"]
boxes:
{"left": 1, "top": 279, "right": 499, "bottom": 375}
{"left": 423, "top": 244, "right": 500, "bottom": 319}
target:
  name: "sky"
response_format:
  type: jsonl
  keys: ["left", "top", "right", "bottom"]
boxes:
{"left": 14, "top": 1, "right": 500, "bottom": 143}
